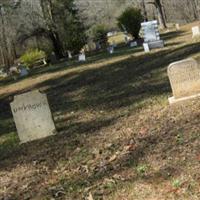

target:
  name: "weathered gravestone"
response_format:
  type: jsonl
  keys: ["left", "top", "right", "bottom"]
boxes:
{"left": 67, "top": 50, "right": 72, "bottom": 59}
{"left": 168, "top": 58, "right": 200, "bottom": 104}
{"left": 10, "top": 90, "right": 56, "bottom": 143}
{"left": 141, "top": 20, "right": 164, "bottom": 51}
{"left": 175, "top": 23, "right": 180, "bottom": 31}
{"left": 192, "top": 26, "right": 200, "bottom": 38}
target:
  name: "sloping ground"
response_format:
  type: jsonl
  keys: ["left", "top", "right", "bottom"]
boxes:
{"left": 0, "top": 23, "right": 200, "bottom": 200}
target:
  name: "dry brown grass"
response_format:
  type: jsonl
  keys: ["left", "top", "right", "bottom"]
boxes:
{"left": 0, "top": 22, "right": 200, "bottom": 200}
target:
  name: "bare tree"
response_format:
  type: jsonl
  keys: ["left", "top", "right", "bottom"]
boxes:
{"left": 0, "top": 5, "right": 10, "bottom": 68}
{"left": 141, "top": 0, "right": 148, "bottom": 21}
{"left": 148, "top": 0, "right": 167, "bottom": 28}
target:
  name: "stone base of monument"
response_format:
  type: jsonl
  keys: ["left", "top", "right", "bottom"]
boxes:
{"left": 169, "top": 93, "right": 200, "bottom": 104}
{"left": 143, "top": 40, "right": 164, "bottom": 52}
{"left": 148, "top": 40, "right": 164, "bottom": 49}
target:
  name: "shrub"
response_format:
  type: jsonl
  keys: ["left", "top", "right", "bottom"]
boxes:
{"left": 172, "top": 179, "right": 182, "bottom": 188}
{"left": 118, "top": 7, "right": 144, "bottom": 39}
{"left": 19, "top": 49, "right": 46, "bottom": 68}
{"left": 136, "top": 164, "right": 149, "bottom": 175}
{"left": 92, "top": 25, "right": 108, "bottom": 48}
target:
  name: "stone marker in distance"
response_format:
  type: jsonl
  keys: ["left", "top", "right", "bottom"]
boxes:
{"left": 168, "top": 58, "right": 200, "bottom": 104}
{"left": 10, "top": 90, "right": 56, "bottom": 143}
{"left": 192, "top": 26, "right": 200, "bottom": 38}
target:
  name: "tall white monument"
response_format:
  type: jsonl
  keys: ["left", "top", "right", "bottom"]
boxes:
{"left": 141, "top": 20, "right": 164, "bottom": 52}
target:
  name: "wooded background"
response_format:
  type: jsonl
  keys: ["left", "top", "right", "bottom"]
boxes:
{"left": 0, "top": 0, "right": 200, "bottom": 68}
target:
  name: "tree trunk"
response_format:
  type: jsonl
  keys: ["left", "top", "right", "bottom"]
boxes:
{"left": 0, "top": 6, "right": 10, "bottom": 70}
{"left": 142, "top": 0, "right": 148, "bottom": 21}
{"left": 191, "top": 0, "right": 198, "bottom": 20}
{"left": 40, "top": 0, "right": 64, "bottom": 58}
{"left": 48, "top": 31, "right": 64, "bottom": 59}
{"left": 195, "top": 0, "right": 200, "bottom": 20}
{"left": 155, "top": 0, "right": 167, "bottom": 29}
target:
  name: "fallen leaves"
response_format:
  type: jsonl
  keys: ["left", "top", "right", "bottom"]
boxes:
{"left": 87, "top": 192, "right": 94, "bottom": 200}
{"left": 108, "top": 154, "right": 117, "bottom": 162}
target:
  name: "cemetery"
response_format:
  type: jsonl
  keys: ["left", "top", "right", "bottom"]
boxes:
{"left": 0, "top": 1, "right": 200, "bottom": 200}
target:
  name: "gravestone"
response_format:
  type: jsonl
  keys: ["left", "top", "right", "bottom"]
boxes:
{"left": 108, "top": 46, "right": 114, "bottom": 54}
{"left": 67, "top": 51, "right": 72, "bottom": 59}
{"left": 10, "top": 90, "right": 56, "bottom": 143}
{"left": 141, "top": 20, "right": 164, "bottom": 51}
{"left": 175, "top": 23, "right": 180, "bottom": 31}
{"left": 78, "top": 53, "right": 86, "bottom": 61}
{"left": 168, "top": 58, "right": 200, "bottom": 104}
{"left": 20, "top": 67, "right": 29, "bottom": 77}
{"left": 143, "top": 43, "right": 150, "bottom": 52}
{"left": 130, "top": 41, "right": 137, "bottom": 48}
{"left": 192, "top": 26, "right": 200, "bottom": 38}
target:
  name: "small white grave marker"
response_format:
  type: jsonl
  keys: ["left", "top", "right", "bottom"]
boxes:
{"left": 10, "top": 90, "right": 56, "bottom": 143}
{"left": 108, "top": 46, "right": 114, "bottom": 54}
{"left": 143, "top": 43, "right": 150, "bottom": 52}
{"left": 141, "top": 20, "right": 164, "bottom": 51}
{"left": 192, "top": 26, "right": 200, "bottom": 38}
{"left": 68, "top": 51, "right": 72, "bottom": 59}
{"left": 175, "top": 24, "right": 180, "bottom": 31}
{"left": 78, "top": 53, "right": 86, "bottom": 61}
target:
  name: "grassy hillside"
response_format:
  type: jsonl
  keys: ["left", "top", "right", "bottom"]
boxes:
{"left": 0, "top": 23, "right": 200, "bottom": 200}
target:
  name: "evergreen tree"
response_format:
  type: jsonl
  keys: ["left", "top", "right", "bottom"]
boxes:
{"left": 40, "top": 0, "right": 87, "bottom": 57}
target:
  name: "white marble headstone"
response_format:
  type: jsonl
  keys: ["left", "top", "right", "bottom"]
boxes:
{"left": 143, "top": 43, "right": 150, "bottom": 52}
{"left": 10, "top": 90, "right": 56, "bottom": 143}
{"left": 168, "top": 58, "right": 200, "bottom": 104}
{"left": 175, "top": 24, "right": 180, "bottom": 31}
{"left": 68, "top": 51, "right": 72, "bottom": 59}
{"left": 192, "top": 26, "right": 200, "bottom": 38}
{"left": 79, "top": 53, "right": 86, "bottom": 61}
{"left": 141, "top": 20, "right": 160, "bottom": 42}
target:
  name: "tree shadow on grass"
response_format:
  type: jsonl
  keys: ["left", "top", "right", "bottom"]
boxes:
{"left": 40, "top": 42, "right": 200, "bottom": 114}
{"left": 49, "top": 109, "right": 200, "bottom": 199}
{"left": 34, "top": 111, "right": 197, "bottom": 199}
{"left": 161, "top": 30, "right": 186, "bottom": 41}
{"left": 0, "top": 116, "right": 118, "bottom": 167}
{"left": 0, "top": 30, "right": 185, "bottom": 90}
{"left": 0, "top": 42, "right": 200, "bottom": 172}
{"left": 1, "top": 42, "right": 200, "bottom": 138}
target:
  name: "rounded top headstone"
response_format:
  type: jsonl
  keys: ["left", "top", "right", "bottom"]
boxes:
{"left": 168, "top": 58, "right": 200, "bottom": 98}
